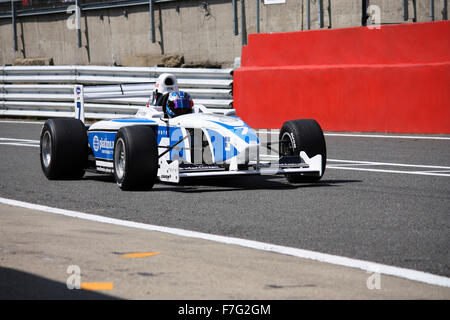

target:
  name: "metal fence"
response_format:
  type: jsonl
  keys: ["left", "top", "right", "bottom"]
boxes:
{"left": 0, "top": 65, "right": 234, "bottom": 119}
{"left": 0, "top": 1, "right": 177, "bottom": 18}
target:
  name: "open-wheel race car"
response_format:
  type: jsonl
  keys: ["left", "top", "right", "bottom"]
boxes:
{"left": 40, "top": 73, "right": 326, "bottom": 190}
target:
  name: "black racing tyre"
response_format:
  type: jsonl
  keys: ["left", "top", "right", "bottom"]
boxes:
{"left": 279, "top": 119, "right": 327, "bottom": 183}
{"left": 113, "top": 126, "right": 158, "bottom": 191}
{"left": 40, "top": 118, "right": 88, "bottom": 180}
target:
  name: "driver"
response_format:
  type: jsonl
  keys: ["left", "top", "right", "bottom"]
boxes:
{"left": 165, "top": 90, "right": 194, "bottom": 118}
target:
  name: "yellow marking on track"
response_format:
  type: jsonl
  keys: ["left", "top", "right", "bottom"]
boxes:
{"left": 81, "top": 282, "right": 114, "bottom": 291}
{"left": 121, "top": 252, "right": 161, "bottom": 258}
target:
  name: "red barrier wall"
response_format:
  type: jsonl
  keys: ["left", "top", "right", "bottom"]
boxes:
{"left": 233, "top": 21, "right": 450, "bottom": 133}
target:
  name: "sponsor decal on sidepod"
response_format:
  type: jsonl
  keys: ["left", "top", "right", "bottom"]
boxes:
{"left": 89, "top": 132, "right": 116, "bottom": 160}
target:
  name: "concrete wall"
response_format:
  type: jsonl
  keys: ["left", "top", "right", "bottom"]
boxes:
{"left": 0, "top": 0, "right": 448, "bottom": 67}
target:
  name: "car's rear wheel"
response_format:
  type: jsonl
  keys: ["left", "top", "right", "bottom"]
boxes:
{"left": 279, "top": 119, "right": 327, "bottom": 183}
{"left": 113, "top": 126, "right": 158, "bottom": 190}
{"left": 40, "top": 118, "right": 88, "bottom": 179}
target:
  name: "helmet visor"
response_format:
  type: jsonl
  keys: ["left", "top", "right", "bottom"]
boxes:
{"left": 172, "top": 97, "right": 192, "bottom": 110}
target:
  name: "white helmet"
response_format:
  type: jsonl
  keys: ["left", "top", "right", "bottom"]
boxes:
{"left": 155, "top": 73, "right": 178, "bottom": 95}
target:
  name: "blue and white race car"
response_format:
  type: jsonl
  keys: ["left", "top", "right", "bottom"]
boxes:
{"left": 40, "top": 73, "right": 326, "bottom": 190}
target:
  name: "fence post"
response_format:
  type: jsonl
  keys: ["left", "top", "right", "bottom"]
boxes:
{"left": 430, "top": 0, "right": 435, "bottom": 21}
{"left": 318, "top": 0, "right": 324, "bottom": 28}
{"left": 442, "top": 0, "right": 448, "bottom": 20}
{"left": 361, "top": 0, "right": 368, "bottom": 26}
{"left": 403, "top": 0, "right": 409, "bottom": 21}
{"left": 256, "top": 0, "right": 260, "bottom": 33}
{"left": 11, "top": 0, "right": 17, "bottom": 51}
{"left": 241, "top": 0, "right": 247, "bottom": 45}
{"left": 444, "top": 0, "right": 448, "bottom": 20}
{"left": 75, "top": 0, "right": 82, "bottom": 48}
{"left": 149, "top": 0, "right": 156, "bottom": 43}
{"left": 233, "top": 0, "right": 238, "bottom": 35}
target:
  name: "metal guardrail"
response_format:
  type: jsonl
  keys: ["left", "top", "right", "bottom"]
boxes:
{"left": 0, "top": 1, "right": 179, "bottom": 19}
{"left": 0, "top": 65, "right": 234, "bottom": 119}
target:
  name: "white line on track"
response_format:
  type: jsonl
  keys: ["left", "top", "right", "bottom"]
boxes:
{"left": 325, "top": 133, "right": 450, "bottom": 140}
{"left": 327, "top": 163, "right": 388, "bottom": 167}
{"left": 0, "top": 142, "right": 39, "bottom": 148}
{"left": 0, "top": 137, "right": 39, "bottom": 148}
{"left": 0, "top": 120, "right": 44, "bottom": 124}
{"left": 416, "top": 170, "right": 450, "bottom": 174}
{"left": 0, "top": 196, "right": 449, "bottom": 288}
{"left": 0, "top": 138, "right": 39, "bottom": 143}
{"left": 327, "top": 159, "right": 450, "bottom": 177}
{"left": 327, "top": 166, "right": 450, "bottom": 177}
{"left": 257, "top": 129, "right": 450, "bottom": 141}
{"left": 328, "top": 159, "right": 450, "bottom": 170}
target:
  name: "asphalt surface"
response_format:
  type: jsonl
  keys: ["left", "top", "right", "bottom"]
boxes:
{"left": 0, "top": 121, "right": 449, "bottom": 277}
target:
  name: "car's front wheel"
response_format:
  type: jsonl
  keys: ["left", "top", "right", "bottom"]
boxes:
{"left": 279, "top": 119, "right": 327, "bottom": 183}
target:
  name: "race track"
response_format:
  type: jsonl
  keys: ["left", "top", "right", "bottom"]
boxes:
{"left": 0, "top": 120, "right": 449, "bottom": 278}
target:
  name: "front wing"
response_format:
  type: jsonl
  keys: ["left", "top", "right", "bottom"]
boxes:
{"left": 158, "top": 151, "right": 323, "bottom": 183}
